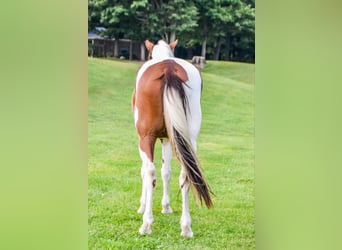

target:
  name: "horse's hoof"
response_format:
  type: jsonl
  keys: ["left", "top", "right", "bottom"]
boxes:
{"left": 139, "top": 223, "right": 152, "bottom": 235}
{"left": 161, "top": 205, "right": 173, "bottom": 214}
{"left": 181, "top": 225, "right": 193, "bottom": 237}
{"left": 181, "top": 229, "right": 193, "bottom": 238}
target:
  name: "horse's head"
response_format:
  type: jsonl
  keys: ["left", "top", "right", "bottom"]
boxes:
{"left": 145, "top": 39, "right": 178, "bottom": 60}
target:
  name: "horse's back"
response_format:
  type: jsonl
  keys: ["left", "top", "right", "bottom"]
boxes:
{"left": 172, "top": 58, "right": 202, "bottom": 137}
{"left": 172, "top": 58, "right": 202, "bottom": 91}
{"left": 136, "top": 58, "right": 201, "bottom": 89}
{"left": 134, "top": 58, "right": 202, "bottom": 140}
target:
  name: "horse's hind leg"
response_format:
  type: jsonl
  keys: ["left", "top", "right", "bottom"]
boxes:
{"left": 138, "top": 136, "right": 156, "bottom": 235}
{"left": 179, "top": 167, "right": 193, "bottom": 237}
{"left": 137, "top": 152, "right": 146, "bottom": 214}
{"left": 161, "top": 139, "right": 173, "bottom": 213}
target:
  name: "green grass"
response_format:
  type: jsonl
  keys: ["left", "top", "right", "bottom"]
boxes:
{"left": 88, "top": 58, "right": 255, "bottom": 249}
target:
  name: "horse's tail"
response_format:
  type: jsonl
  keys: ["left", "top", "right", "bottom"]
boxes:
{"left": 162, "top": 62, "right": 213, "bottom": 208}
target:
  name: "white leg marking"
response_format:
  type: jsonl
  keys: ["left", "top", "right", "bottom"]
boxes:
{"left": 161, "top": 139, "right": 173, "bottom": 213}
{"left": 179, "top": 168, "right": 193, "bottom": 237}
{"left": 138, "top": 149, "right": 156, "bottom": 235}
{"left": 137, "top": 163, "right": 146, "bottom": 214}
{"left": 137, "top": 148, "right": 146, "bottom": 214}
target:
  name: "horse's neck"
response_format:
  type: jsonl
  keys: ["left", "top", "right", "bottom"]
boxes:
{"left": 152, "top": 48, "right": 174, "bottom": 60}
{"left": 152, "top": 55, "right": 173, "bottom": 61}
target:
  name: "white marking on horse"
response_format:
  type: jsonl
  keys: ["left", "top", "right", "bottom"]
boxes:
{"left": 161, "top": 139, "right": 173, "bottom": 213}
{"left": 151, "top": 40, "right": 175, "bottom": 60}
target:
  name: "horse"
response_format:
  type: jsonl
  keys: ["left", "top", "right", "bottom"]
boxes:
{"left": 131, "top": 39, "right": 213, "bottom": 237}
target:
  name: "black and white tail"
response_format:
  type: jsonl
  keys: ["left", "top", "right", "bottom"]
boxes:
{"left": 162, "top": 63, "right": 213, "bottom": 208}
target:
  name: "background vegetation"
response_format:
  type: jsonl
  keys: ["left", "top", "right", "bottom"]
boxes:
{"left": 88, "top": 58, "right": 255, "bottom": 249}
{"left": 88, "top": 0, "right": 255, "bottom": 62}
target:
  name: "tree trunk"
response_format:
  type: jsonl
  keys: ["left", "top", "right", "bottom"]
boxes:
{"left": 162, "top": 32, "right": 169, "bottom": 43}
{"left": 129, "top": 40, "right": 133, "bottom": 60}
{"left": 224, "top": 34, "right": 231, "bottom": 61}
{"left": 140, "top": 42, "right": 145, "bottom": 61}
{"left": 114, "top": 38, "right": 119, "bottom": 58}
{"left": 201, "top": 36, "right": 207, "bottom": 58}
{"left": 201, "top": 21, "right": 208, "bottom": 58}
{"left": 91, "top": 40, "right": 94, "bottom": 57}
{"left": 214, "top": 38, "right": 223, "bottom": 60}
{"left": 170, "top": 31, "right": 176, "bottom": 43}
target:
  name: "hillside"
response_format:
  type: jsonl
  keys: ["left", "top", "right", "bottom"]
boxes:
{"left": 88, "top": 58, "right": 255, "bottom": 249}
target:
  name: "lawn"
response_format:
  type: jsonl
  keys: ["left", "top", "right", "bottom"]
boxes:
{"left": 88, "top": 58, "right": 255, "bottom": 249}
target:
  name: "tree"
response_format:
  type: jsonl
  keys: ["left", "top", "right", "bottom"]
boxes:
{"left": 97, "top": 0, "right": 132, "bottom": 37}
{"left": 88, "top": 0, "right": 255, "bottom": 62}
{"left": 191, "top": 0, "right": 212, "bottom": 58}
{"left": 212, "top": 0, "right": 254, "bottom": 61}
{"left": 88, "top": 0, "right": 103, "bottom": 31}
{"left": 130, "top": 0, "right": 198, "bottom": 43}
{"left": 89, "top": 0, "right": 139, "bottom": 57}
{"left": 189, "top": 0, "right": 254, "bottom": 61}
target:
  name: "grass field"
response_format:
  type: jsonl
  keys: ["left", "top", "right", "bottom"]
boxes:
{"left": 88, "top": 58, "right": 255, "bottom": 249}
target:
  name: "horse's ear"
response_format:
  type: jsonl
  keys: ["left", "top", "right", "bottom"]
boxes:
{"left": 169, "top": 39, "right": 178, "bottom": 50}
{"left": 145, "top": 40, "right": 154, "bottom": 52}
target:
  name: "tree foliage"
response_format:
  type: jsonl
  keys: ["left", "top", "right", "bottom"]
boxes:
{"left": 88, "top": 0, "right": 255, "bottom": 62}
{"left": 131, "top": 0, "right": 198, "bottom": 42}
